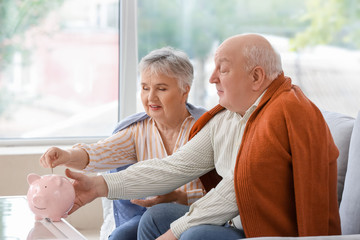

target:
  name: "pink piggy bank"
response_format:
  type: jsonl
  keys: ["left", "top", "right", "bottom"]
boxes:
{"left": 27, "top": 173, "right": 75, "bottom": 222}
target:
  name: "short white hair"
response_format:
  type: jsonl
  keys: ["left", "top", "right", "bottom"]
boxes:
{"left": 139, "top": 47, "right": 193, "bottom": 92}
{"left": 242, "top": 44, "right": 283, "bottom": 81}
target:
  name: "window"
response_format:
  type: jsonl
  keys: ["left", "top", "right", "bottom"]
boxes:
{"left": 0, "top": 0, "right": 121, "bottom": 142}
{"left": 1, "top": 0, "right": 359, "bottom": 145}
{"left": 137, "top": 0, "right": 360, "bottom": 117}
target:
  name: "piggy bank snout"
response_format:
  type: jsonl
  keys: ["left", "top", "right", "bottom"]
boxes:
{"left": 32, "top": 195, "right": 47, "bottom": 206}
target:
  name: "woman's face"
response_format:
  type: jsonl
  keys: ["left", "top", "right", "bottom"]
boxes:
{"left": 140, "top": 70, "right": 189, "bottom": 123}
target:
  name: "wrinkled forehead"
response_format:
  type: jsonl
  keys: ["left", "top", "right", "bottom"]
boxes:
{"left": 214, "top": 41, "right": 240, "bottom": 64}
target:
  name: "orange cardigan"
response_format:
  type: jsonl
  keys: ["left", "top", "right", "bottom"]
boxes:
{"left": 190, "top": 73, "right": 341, "bottom": 237}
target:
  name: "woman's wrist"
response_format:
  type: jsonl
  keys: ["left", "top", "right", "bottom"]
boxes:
{"left": 68, "top": 148, "right": 90, "bottom": 170}
{"left": 174, "top": 189, "right": 188, "bottom": 205}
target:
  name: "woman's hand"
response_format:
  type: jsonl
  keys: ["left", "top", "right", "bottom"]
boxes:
{"left": 131, "top": 189, "right": 187, "bottom": 207}
{"left": 40, "top": 147, "right": 69, "bottom": 168}
{"left": 156, "top": 229, "right": 178, "bottom": 240}
{"left": 65, "top": 169, "right": 108, "bottom": 214}
{"left": 40, "top": 147, "right": 89, "bottom": 170}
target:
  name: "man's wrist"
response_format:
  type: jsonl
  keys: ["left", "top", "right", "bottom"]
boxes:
{"left": 95, "top": 175, "right": 108, "bottom": 197}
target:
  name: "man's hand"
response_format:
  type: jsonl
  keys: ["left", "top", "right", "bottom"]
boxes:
{"left": 131, "top": 189, "right": 187, "bottom": 207}
{"left": 65, "top": 169, "right": 108, "bottom": 214}
{"left": 156, "top": 229, "right": 178, "bottom": 240}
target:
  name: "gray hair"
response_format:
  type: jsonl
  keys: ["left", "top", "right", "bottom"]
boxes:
{"left": 138, "top": 47, "right": 193, "bottom": 92}
{"left": 242, "top": 44, "right": 283, "bottom": 81}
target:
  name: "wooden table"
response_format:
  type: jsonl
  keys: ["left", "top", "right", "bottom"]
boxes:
{"left": 0, "top": 196, "right": 87, "bottom": 240}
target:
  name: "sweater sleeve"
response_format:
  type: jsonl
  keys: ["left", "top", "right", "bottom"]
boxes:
{"left": 284, "top": 88, "right": 340, "bottom": 235}
{"left": 102, "top": 122, "right": 215, "bottom": 200}
{"left": 74, "top": 126, "right": 137, "bottom": 172}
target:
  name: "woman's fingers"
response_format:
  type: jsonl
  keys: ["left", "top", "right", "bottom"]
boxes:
{"left": 40, "top": 147, "right": 72, "bottom": 169}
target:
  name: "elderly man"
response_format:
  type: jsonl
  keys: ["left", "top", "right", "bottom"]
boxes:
{"left": 53, "top": 34, "right": 341, "bottom": 240}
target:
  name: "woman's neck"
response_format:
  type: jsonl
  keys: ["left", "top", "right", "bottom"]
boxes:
{"left": 154, "top": 105, "right": 190, "bottom": 155}
{"left": 155, "top": 105, "right": 190, "bottom": 133}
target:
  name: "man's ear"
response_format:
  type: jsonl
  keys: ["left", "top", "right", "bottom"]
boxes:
{"left": 251, "top": 66, "right": 266, "bottom": 91}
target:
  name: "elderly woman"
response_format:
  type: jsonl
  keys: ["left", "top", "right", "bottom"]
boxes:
{"left": 40, "top": 47, "right": 207, "bottom": 240}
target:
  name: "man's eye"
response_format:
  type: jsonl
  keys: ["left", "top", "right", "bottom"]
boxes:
{"left": 219, "top": 66, "right": 229, "bottom": 73}
{"left": 159, "top": 88, "right": 167, "bottom": 91}
{"left": 142, "top": 86, "right": 149, "bottom": 90}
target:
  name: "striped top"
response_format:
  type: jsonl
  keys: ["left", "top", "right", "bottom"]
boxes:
{"left": 74, "top": 115, "right": 205, "bottom": 204}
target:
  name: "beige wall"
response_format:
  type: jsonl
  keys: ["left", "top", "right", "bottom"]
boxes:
{"left": 0, "top": 150, "right": 103, "bottom": 235}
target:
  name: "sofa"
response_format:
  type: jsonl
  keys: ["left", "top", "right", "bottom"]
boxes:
{"left": 253, "top": 110, "right": 360, "bottom": 239}
{"left": 100, "top": 109, "right": 360, "bottom": 239}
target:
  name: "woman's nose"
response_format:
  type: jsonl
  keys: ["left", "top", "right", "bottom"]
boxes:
{"left": 148, "top": 89, "right": 157, "bottom": 100}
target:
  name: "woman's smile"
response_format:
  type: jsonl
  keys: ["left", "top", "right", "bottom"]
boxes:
{"left": 149, "top": 104, "right": 162, "bottom": 111}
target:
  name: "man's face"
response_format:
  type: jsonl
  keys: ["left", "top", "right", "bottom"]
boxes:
{"left": 209, "top": 43, "right": 254, "bottom": 115}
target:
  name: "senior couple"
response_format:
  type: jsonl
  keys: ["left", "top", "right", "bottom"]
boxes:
{"left": 40, "top": 34, "right": 341, "bottom": 240}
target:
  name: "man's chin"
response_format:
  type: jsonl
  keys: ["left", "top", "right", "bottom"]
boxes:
{"left": 219, "top": 102, "right": 237, "bottom": 113}
{"left": 218, "top": 100, "right": 227, "bottom": 109}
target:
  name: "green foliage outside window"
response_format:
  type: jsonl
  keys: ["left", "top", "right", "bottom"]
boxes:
{"left": 290, "top": 0, "right": 360, "bottom": 50}
{"left": 0, "top": 0, "right": 64, "bottom": 69}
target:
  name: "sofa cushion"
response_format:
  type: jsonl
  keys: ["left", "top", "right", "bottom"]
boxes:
{"left": 321, "top": 110, "right": 355, "bottom": 204}
{"left": 339, "top": 110, "right": 360, "bottom": 234}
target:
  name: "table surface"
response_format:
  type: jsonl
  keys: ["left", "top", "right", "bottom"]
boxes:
{"left": 0, "top": 196, "right": 86, "bottom": 240}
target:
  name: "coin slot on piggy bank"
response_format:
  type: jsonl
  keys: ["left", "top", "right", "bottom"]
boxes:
{"left": 27, "top": 173, "right": 75, "bottom": 222}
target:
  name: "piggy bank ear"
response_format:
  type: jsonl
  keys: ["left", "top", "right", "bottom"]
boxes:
{"left": 27, "top": 173, "right": 41, "bottom": 185}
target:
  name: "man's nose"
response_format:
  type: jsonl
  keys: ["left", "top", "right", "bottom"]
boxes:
{"left": 209, "top": 71, "right": 218, "bottom": 83}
